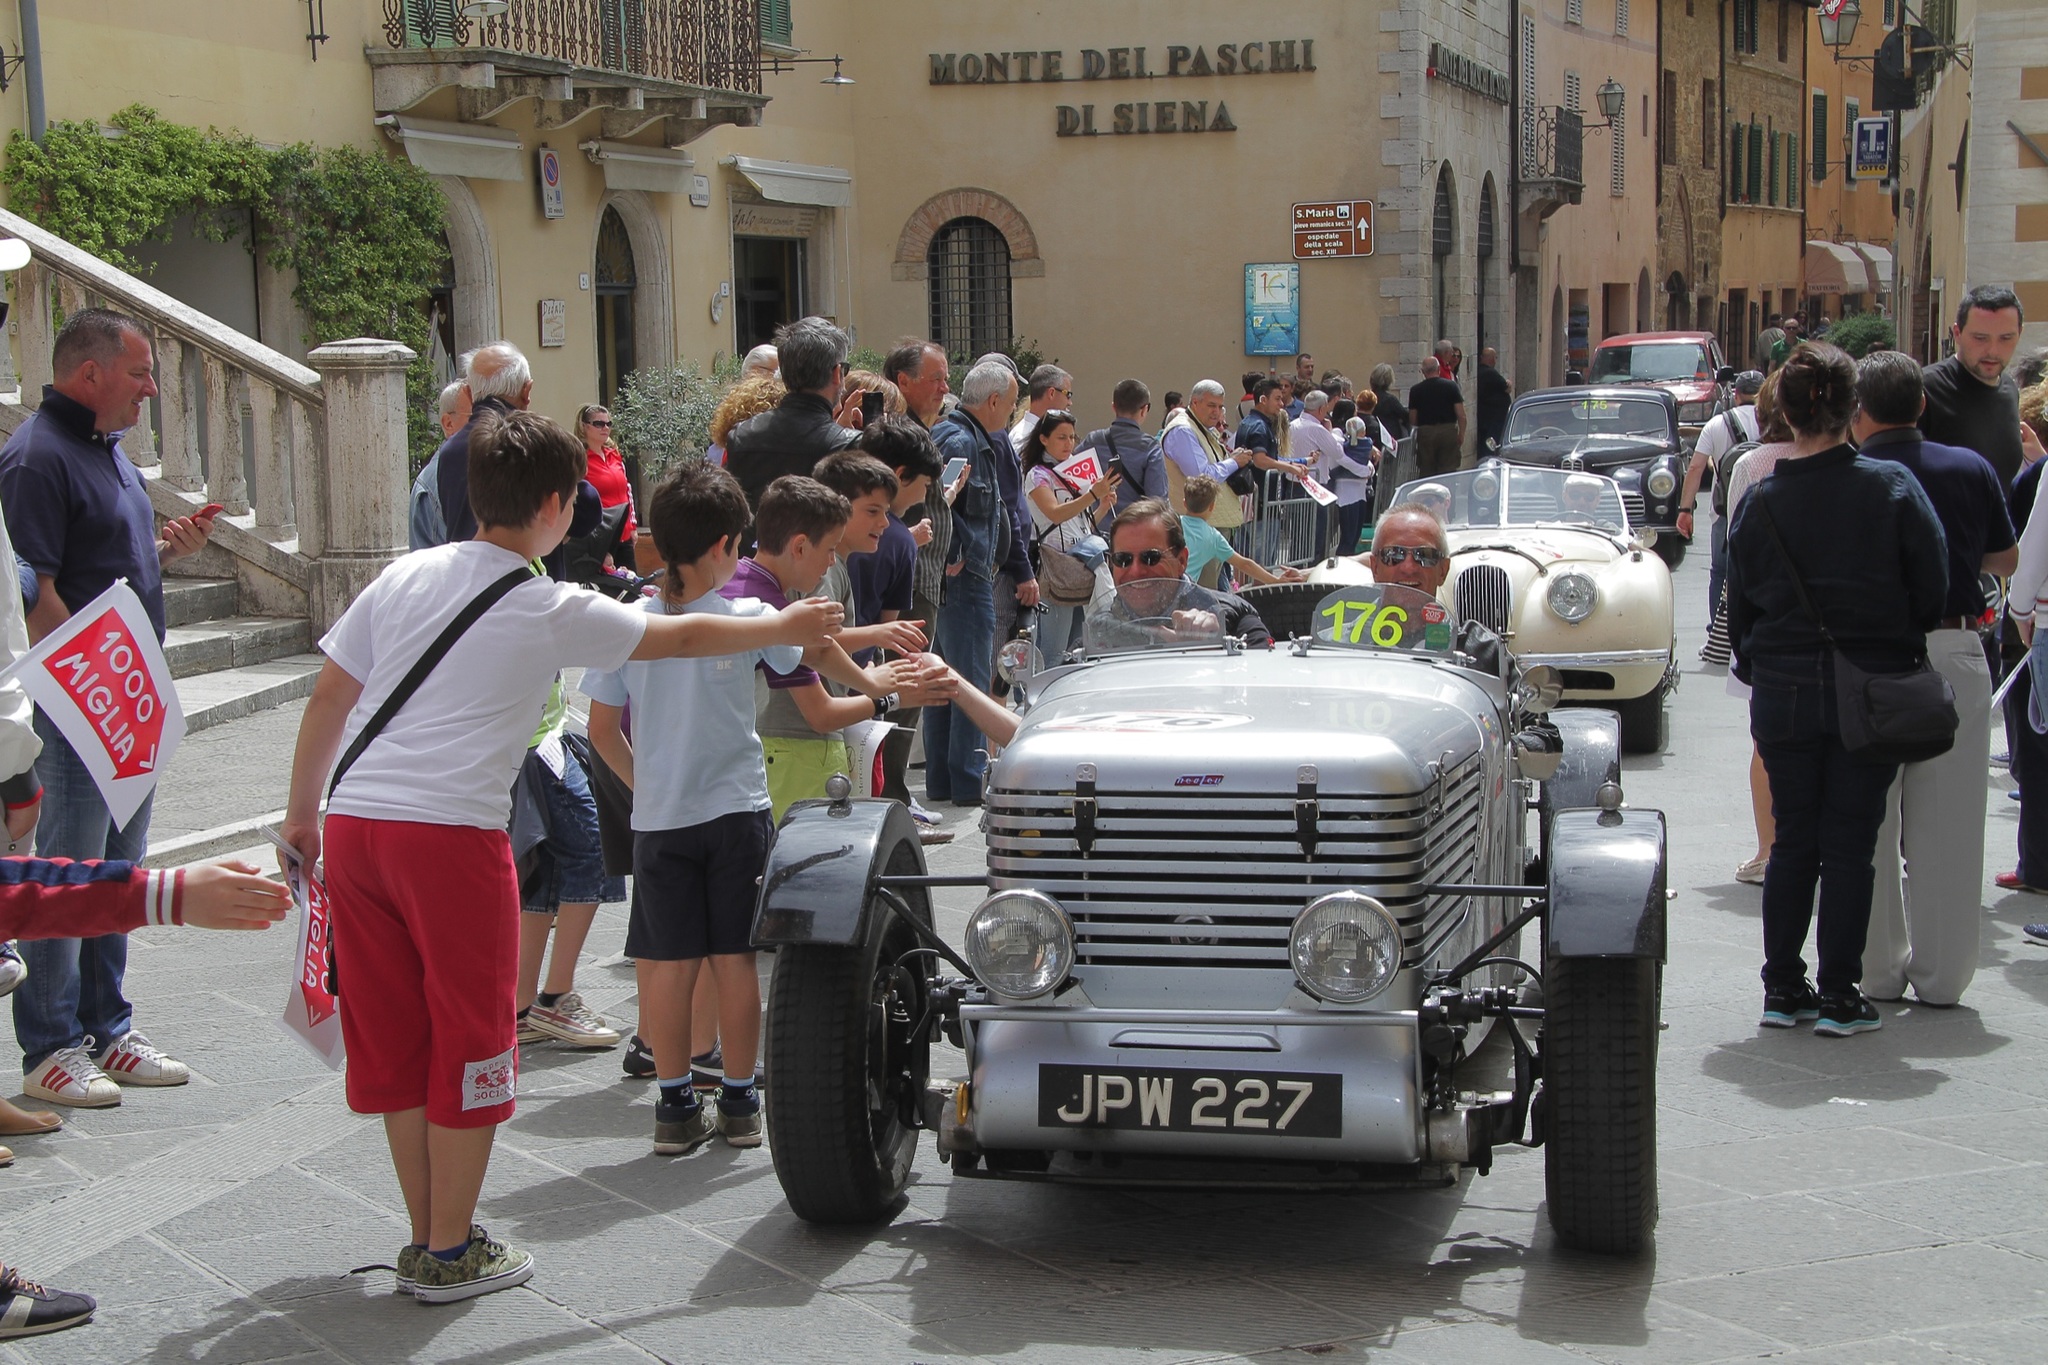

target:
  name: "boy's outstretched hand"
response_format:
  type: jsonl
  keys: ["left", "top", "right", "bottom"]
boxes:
{"left": 878, "top": 653, "right": 959, "bottom": 708}
{"left": 779, "top": 597, "right": 844, "bottom": 648}
{"left": 183, "top": 860, "right": 294, "bottom": 931}
{"left": 869, "top": 618, "right": 928, "bottom": 655}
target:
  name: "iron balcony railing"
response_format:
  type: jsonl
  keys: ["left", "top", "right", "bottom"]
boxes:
{"left": 1525, "top": 106, "right": 1585, "bottom": 187}
{"left": 383, "top": 0, "right": 762, "bottom": 94}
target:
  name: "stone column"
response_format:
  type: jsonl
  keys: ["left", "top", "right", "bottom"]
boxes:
{"left": 304, "top": 338, "right": 414, "bottom": 634}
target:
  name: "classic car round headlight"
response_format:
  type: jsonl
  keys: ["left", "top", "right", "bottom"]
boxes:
{"left": 1472, "top": 467, "right": 1500, "bottom": 501}
{"left": 1546, "top": 571, "right": 1599, "bottom": 624}
{"left": 964, "top": 890, "right": 1074, "bottom": 1000}
{"left": 1290, "top": 893, "right": 1403, "bottom": 1003}
{"left": 1645, "top": 465, "right": 1678, "bottom": 499}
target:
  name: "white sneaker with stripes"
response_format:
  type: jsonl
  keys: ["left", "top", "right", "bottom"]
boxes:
{"left": 95, "top": 1032, "right": 190, "bottom": 1087}
{"left": 23, "top": 1040, "right": 120, "bottom": 1108}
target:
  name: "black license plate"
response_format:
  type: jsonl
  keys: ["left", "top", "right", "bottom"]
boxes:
{"left": 1037, "top": 1064, "right": 1342, "bottom": 1138}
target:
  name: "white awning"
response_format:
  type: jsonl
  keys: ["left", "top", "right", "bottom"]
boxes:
{"left": 726, "top": 156, "right": 851, "bottom": 208}
{"left": 1851, "top": 241, "right": 1895, "bottom": 292}
{"left": 378, "top": 115, "right": 524, "bottom": 183}
{"left": 1803, "top": 240, "right": 1878, "bottom": 296}
{"left": 580, "top": 140, "right": 695, "bottom": 195}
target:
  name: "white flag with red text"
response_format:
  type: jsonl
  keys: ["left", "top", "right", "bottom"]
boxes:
{"left": 0, "top": 581, "right": 183, "bottom": 827}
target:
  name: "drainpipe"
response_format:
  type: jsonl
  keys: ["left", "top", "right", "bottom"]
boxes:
{"left": 21, "top": 0, "right": 46, "bottom": 143}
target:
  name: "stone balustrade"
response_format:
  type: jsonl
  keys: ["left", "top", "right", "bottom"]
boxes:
{"left": 0, "top": 206, "right": 413, "bottom": 632}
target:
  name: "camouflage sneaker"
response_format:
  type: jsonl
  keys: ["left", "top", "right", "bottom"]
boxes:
{"left": 412, "top": 1226, "right": 533, "bottom": 1305}
{"left": 394, "top": 1244, "right": 422, "bottom": 1297}
{"left": 714, "top": 1105, "right": 763, "bottom": 1148}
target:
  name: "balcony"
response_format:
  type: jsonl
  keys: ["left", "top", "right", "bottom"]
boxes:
{"left": 371, "top": 0, "right": 767, "bottom": 144}
{"left": 1518, "top": 107, "right": 1585, "bottom": 221}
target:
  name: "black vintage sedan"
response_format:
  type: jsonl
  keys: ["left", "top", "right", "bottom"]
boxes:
{"left": 1489, "top": 386, "right": 1689, "bottom": 566}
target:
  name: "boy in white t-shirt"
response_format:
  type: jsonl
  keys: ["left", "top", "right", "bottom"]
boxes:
{"left": 281, "top": 413, "right": 839, "bottom": 1304}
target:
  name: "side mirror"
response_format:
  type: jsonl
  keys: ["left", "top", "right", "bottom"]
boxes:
{"left": 998, "top": 637, "right": 1044, "bottom": 707}
{"left": 1716, "top": 366, "right": 1737, "bottom": 384}
{"left": 1514, "top": 664, "right": 1564, "bottom": 715}
{"left": 1513, "top": 722, "right": 1564, "bottom": 782}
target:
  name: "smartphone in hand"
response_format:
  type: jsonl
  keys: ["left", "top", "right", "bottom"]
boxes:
{"left": 860, "top": 390, "right": 886, "bottom": 425}
{"left": 198, "top": 502, "right": 225, "bottom": 520}
{"left": 942, "top": 456, "right": 969, "bottom": 486}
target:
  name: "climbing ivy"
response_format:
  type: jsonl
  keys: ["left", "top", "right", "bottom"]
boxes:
{"left": 3, "top": 104, "right": 451, "bottom": 468}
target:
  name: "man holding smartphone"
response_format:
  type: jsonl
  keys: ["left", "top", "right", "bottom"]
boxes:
{"left": 724, "top": 317, "right": 861, "bottom": 511}
{"left": 0, "top": 308, "right": 215, "bottom": 1107}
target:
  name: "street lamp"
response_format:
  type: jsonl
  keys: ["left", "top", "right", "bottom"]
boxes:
{"left": 459, "top": 2, "right": 510, "bottom": 16}
{"left": 761, "top": 53, "right": 855, "bottom": 85}
{"left": 1819, "top": 0, "right": 1861, "bottom": 51}
{"left": 1595, "top": 78, "right": 1626, "bottom": 123}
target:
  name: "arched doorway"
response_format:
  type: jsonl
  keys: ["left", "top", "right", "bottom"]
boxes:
{"left": 1549, "top": 286, "right": 1566, "bottom": 387}
{"left": 927, "top": 217, "right": 1013, "bottom": 360}
{"left": 1477, "top": 178, "right": 1499, "bottom": 357}
{"left": 1431, "top": 168, "right": 1458, "bottom": 349}
{"left": 434, "top": 176, "right": 500, "bottom": 357}
{"left": 1665, "top": 271, "right": 1689, "bottom": 329}
{"left": 595, "top": 205, "right": 636, "bottom": 407}
{"left": 1636, "top": 267, "right": 1653, "bottom": 331}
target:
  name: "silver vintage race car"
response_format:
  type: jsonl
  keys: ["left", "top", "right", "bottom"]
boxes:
{"left": 753, "top": 581, "right": 1668, "bottom": 1254}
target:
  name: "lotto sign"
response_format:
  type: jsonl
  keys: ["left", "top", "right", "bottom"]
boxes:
{"left": 0, "top": 580, "right": 183, "bottom": 827}
{"left": 1853, "top": 117, "right": 1892, "bottom": 181}
{"left": 1291, "top": 200, "right": 1375, "bottom": 259}
{"left": 1053, "top": 448, "right": 1107, "bottom": 486}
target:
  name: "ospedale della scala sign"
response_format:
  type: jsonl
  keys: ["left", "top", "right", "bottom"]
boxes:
{"left": 928, "top": 40, "right": 1316, "bottom": 137}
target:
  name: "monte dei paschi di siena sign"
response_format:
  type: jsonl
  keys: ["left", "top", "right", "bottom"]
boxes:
{"left": 928, "top": 40, "right": 1315, "bottom": 137}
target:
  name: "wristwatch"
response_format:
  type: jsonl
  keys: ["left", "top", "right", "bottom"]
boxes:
{"left": 872, "top": 692, "right": 900, "bottom": 720}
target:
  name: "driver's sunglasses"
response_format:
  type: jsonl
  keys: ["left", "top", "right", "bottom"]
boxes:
{"left": 1374, "top": 545, "right": 1444, "bottom": 568}
{"left": 1111, "top": 549, "right": 1171, "bottom": 569}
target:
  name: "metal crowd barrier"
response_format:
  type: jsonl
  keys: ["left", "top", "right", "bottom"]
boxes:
{"left": 1223, "top": 436, "right": 1417, "bottom": 568}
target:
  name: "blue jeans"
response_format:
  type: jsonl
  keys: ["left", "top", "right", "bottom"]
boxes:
{"left": 14, "top": 711, "right": 151, "bottom": 1070}
{"left": 523, "top": 743, "right": 625, "bottom": 913}
{"left": 2014, "top": 640, "right": 2048, "bottom": 885}
{"left": 926, "top": 571, "right": 996, "bottom": 803}
{"left": 1749, "top": 653, "right": 1901, "bottom": 997}
{"left": 1033, "top": 600, "right": 1085, "bottom": 664}
{"left": 1338, "top": 499, "right": 1371, "bottom": 558}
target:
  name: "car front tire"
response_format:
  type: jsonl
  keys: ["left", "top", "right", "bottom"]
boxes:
{"left": 1541, "top": 955, "right": 1660, "bottom": 1254}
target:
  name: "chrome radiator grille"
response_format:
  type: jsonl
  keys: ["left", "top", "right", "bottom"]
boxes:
{"left": 1454, "top": 564, "right": 1512, "bottom": 634}
{"left": 985, "top": 765, "right": 1484, "bottom": 975}
{"left": 1619, "top": 490, "right": 1646, "bottom": 524}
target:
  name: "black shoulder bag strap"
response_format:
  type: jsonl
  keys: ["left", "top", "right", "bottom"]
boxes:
{"left": 1752, "top": 494, "right": 1839, "bottom": 648}
{"left": 326, "top": 566, "right": 532, "bottom": 800}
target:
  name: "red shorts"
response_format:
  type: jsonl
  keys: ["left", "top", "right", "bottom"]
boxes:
{"left": 325, "top": 816, "right": 520, "bottom": 1129}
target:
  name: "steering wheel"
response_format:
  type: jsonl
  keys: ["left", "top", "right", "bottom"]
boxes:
{"left": 1527, "top": 426, "right": 1570, "bottom": 441}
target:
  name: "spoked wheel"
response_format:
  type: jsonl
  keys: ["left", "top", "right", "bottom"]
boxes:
{"left": 765, "top": 899, "right": 930, "bottom": 1224}
{"left": 1541, "top": 955, "right": 1659, "bottom": 1253}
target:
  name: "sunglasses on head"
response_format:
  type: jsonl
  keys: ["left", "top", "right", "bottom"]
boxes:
{"left": 1110, "top": 549, "right": 1172, "bottom": 569}
{"left": 1374, "top": 545, "right": 1444, "bottom": 567}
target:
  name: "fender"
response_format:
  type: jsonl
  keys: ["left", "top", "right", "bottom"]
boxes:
{"left": 1536, "top": 707, "right": 1622, "bottom": 843}
{"left": 751, "top": 797, "right": 929, "bottom": 947}
{"left": 1545, "top": 808, "right": 1667, "bottom": 961}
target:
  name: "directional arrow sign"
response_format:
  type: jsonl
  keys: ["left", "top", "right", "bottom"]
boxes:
{"left": 1292, "top": 200, "right": 1375, "bottom": 259}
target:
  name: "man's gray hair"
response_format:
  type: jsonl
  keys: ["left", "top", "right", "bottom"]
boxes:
{"left": 1027, "top": 363, "right": 1071, "bottom": 403}
{"left": 1855, "top": 350, "right": 1926, "bottom": 427}
{"left": 436, "top": 380, "right": 466, "bottom": 418}
{"left": 773, "top": 316, "right": 850, "bottom": 393}
{"left": 1433, "top": 339, "right": 1456, "bottom": 360}
{"left": 465, "top": 342, "right": 531, "bottom": 401}
{"left": 742, "top": 343, "right": 780, "bottom": 379}
{"left": 1375, "top": 501, "right": 1450, "bottom": 554}
{"left": 51, "top": 307, "right": 149, "bottom": 379}
{"left": 1189, "top": 379, "right": 1227, "bottom": 402}
{"left": 960, "top": 359, "right": 1018, "bottom": 409}
{"left": 1302, "top": 389, "right": 1330, "bottom": 413}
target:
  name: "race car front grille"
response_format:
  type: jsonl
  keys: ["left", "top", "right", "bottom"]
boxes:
{"left": 1454, "top": 564, "right": 1512, "bottom": 634}
{"left": 985, "top": 763, "right": 1484, "bottom": 974}
{"left": 1619, "top": 490, "right": 1646, "bottom": 525}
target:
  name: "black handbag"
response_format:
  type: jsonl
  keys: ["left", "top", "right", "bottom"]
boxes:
{"left": 1753, "top": 496, "right": 1958, "bottom": 764}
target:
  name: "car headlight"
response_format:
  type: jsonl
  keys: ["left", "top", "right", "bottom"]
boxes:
{"left": 1676, "top": 401, "right": 1713, "bottom": 424}
{"left": 1546, "top": 571, "right": 1599, "bottom": 623}
{"left": 1472, "top": 467, "right": 1500, "bottom": 501}
{"left": 964, "top": 890, "right": 1074, "bottom": 1000}
{"left": 1645, "top": 465, "right": 1678, "bottom": 499}
{"left": 1290, "top": 893, "right": 1403, "bottom": 1003}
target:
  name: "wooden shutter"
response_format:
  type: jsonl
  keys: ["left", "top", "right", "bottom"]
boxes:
{"left": 1748, "top": 124, "right": 1765, "bottom": 202}
{"left": 761, "top": 0, "right": 792, "bottom": 47}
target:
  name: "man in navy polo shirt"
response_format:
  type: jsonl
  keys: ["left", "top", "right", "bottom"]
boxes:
{"left": 0, "top": 308, "right": 214, "bottom": 1107}
{"left": 1851, "top": 351, "right": 2017, "bottom": 1009}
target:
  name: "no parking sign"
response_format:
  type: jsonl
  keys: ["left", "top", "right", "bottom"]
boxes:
{"left": 538, "top": 147, "right": 565, "bottom": 218}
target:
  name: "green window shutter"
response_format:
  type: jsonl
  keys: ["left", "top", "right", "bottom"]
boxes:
{"left": 1730, "top": 122, "right": 1745, "bottom": 201}
{"left": 1787, "top": 135, "right": 1798, "bottom": 207}
{"left": 1748, "top": 124, "right": 1765, "bottom": 203}
{"left": 1769, "top": 132, "right": 1780, "bottom": 206}
{"left": 761, "top": 0, "right": 792, "bottom": 47}
{"left": 1811, "top": 94, "right": 1828, "bottom": 182}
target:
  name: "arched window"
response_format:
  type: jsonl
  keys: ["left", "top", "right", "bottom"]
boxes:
{"left": 1431, "top": 170, "right": 1456, "bottom": 348}
{"left": 595, "top": 205, "right": 637, "bottom": 406}
{"left": 928, "top": 217, "right": 1012, "bottom": 360}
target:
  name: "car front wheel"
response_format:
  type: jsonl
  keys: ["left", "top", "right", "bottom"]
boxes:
{"left": 1615, "top": 689, "right": 1667, "bottom": 754}
{"left": 1541, "top": 954, "right": 1659, "bottom": 1254}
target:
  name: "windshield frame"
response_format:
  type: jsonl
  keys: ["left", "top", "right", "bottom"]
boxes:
{"left": 1393, "top": 464, "right": 1633, "bottom": 536}
{"left": 1504, "top": 395, "right": 1675, "bottom": 445}
{"left": 1587, "top": 341, "right": 1712, "bottom": 385}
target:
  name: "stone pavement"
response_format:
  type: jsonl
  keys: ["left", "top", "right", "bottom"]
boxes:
{"left": 5, "top": 551, "right": 2048, "bottom": 1363}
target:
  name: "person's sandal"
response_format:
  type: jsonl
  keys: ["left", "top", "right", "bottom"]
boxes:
{"left": 0, "top": 1096, "right": 60, "bottom": 1136}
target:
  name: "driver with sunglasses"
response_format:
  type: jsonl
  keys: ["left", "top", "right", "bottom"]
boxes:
{"left": 1359, "top": 502, "right": 1453, "bottom": 597}
{"left": 1098, "top": 500, "right": 1272, "bottom": 647}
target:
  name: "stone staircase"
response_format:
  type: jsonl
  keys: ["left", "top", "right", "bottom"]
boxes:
{"left": 162, "top": 576, "right": 323, "bottom": 732}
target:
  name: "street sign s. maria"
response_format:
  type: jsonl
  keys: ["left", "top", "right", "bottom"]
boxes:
{"left": 1292, "top": 200, "right": 1374, "bottom": 260}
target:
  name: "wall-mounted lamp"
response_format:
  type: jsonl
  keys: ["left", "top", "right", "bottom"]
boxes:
{"left": 1581, "top": 78, "right": 1627, "bottom": 131}
{"left": 460, "top": 1, "right": 511, "bottom": 16}
{"left": 762, "top": 53, "right": 855, "bottom": 86}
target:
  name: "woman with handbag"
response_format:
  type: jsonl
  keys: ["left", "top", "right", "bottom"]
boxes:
{"left": 1725, "top": 343, "right": 1949, "bottom": 1038}
{"left": 1023, "top": 411, "right": 1118, "bottom": 659}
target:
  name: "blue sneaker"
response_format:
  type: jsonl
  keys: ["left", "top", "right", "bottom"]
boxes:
{"left": 1760, "top": 982, "right": 1821, "bottom": 1029}
{"left": 1813, "top": 992, "right": 1881, "bottom": 1037}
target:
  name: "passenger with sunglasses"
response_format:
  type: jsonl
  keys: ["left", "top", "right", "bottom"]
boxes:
{"left": 576, "top": 404, "right": 636, "bottom": 555}
{"left": 1098, "top": 500, "right": 1272, "bottom": 647}
{"left": 1359, "top": 503, "right": 1453, "bottom": 597}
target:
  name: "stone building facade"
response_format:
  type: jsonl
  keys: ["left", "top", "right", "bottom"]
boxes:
{"left": 1718, "top": 0, "right": 1814, "bottom": 368}
{"left": 1657, "top": 0, "right": 1729, "bottom": 337}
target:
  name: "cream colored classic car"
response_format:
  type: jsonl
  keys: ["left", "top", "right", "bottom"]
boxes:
{"left": 1306, "top": 463, "right": 1676, "bottom": 752}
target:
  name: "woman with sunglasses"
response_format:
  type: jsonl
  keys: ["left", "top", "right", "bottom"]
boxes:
{"left": 576, "top": 404, "right": 636, "bottom": 570}
{"left": 1022, "top": 410, "right": 1119, "bottom": 657}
